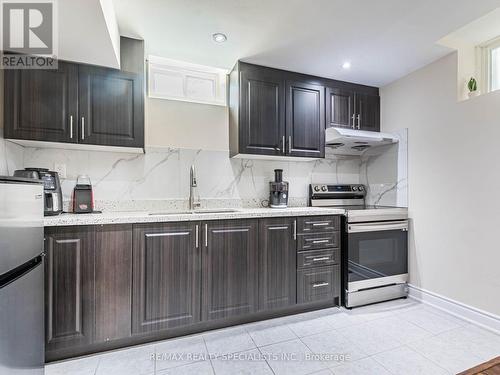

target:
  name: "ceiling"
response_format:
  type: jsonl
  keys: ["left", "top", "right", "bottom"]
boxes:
{"left": 112, "top": 0, "right": 500, "bottom": 87}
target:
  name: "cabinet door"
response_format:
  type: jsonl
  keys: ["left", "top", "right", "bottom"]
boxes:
{"left": 326, "top": 87, "right": 354, "bottom": 129}
{"left": 240, "top": 68, "right": 285, "bottom": 156}
{"left": 94, "top": 225, "right": 132, "bottom": 343}
{"left": 79, "top": 66, "right": 144, "bottom": 148}
{"left": 202, "top": 220, "right": 258, "bottom": 321}
{"left": 355, "top": 93, "right": 380, "bottom": 132}
{"left": 4, "top": 61, "right": 78, "bottom": 143}
{"left": 44, "top": 227, "right": 94, "bottom": 351}
{"left": 286, "top": 81, "right": 325, "bottom": 158}
{"left": 259, "top": 218, "right": 296, "bottom": 311}
{"left": 132, "top": 223, "right": 200, "bottom": 334}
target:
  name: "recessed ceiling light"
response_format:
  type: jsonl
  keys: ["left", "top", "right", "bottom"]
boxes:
{"left": 342, "top": 61, "right": 351, "bottom": 70}
{"left": 212, "top": 33, "right": 227, "bottom": 43}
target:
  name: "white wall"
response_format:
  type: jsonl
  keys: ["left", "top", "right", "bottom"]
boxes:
{"left": 381, "top": 52, "right": 500, "bottom": 316}
{"left": 145, "top": 98, "right": 229, "bottom": 151}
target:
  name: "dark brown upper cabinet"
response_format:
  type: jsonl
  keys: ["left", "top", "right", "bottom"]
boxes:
{"left": 326, "top": 87, "right": 380, "bottom": 132}
{"left": 326, "top": 87, "right": 355, "bottom": 129}
{"left": 238, "top": 67, "right": 286, "bottom": 156}
{"left": 286, "top": 80, "right": 325, "bottom": 158}
{"left": 202, "top": 219, "right": 259, "bottom": 321}
{"left": 78, "top": 65, "right": 143, "bottom": 147}
{"left": 132, "top": 222, "right": 201, "bottom": 334}
{"left": 3, "top": 37, "right": 144, "bottom": 149}
{"left": 229, "top": 61, "right": 380, "bottom": 158}
{"left": 356, "top": 92, "right": 380, "bottom": 132}
{"left": 258, "top": 218, "right": 297, "bottom": 311}
{"left": 4, "top": 61, "right": 79, "bottom": 143}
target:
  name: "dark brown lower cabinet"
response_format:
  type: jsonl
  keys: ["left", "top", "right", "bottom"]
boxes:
{"left": 45, "top": 227, "right": 95, "bottom": 352}
{"left": 297, "top": 265, "right": 340, "bottom": 304}
{"left": 259, "top": 218, "right": 296, "bottom": 310}
{"left": 94, "top": 225, "right": 132, "bottom": 343}
{"left": 132, "top": 222, "right": 201, "bottom": 334}
{"left": 202, "top": 220, "right": 259, "bottom": 321}
{"left": 45, "top": 216, "right": 341, "bottom": 361}
{"left": 45, "top": 225, "right": 133, "bottom": 358}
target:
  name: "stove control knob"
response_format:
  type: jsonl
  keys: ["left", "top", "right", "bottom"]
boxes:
{"left": 321, "top": 186, "right": 327, "bottom": 192}
{"left": 358, "top": 186, "right": 364, "bottom": 191}
{"left": 352, "top": 186, "right": 358, "bottom": 191}
{"left": 314, "top": 186, "right": 320, "bottom": 192}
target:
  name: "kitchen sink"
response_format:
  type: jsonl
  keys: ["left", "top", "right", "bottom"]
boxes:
{"left": 193, "top": 208, "right": 239, "bottom": 214}
{"left": 148, "top": 211, "right": 193, "bottom": 215}
{"left": 148, "top": 208, "right": 239, "bottom": 216}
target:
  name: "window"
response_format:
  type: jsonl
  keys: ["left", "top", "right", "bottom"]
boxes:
{"left": 491, "top": 45, "right": 500, "bottom": 91}
{"left": 480, "top": 37, "right": 500, "bottom": 93}
{"left": 148, "top": 56, "right": 228, "bottom": 106}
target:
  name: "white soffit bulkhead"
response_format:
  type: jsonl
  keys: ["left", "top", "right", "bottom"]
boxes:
{"left": 58, "top": 0, "right": 120, "bottom": 69}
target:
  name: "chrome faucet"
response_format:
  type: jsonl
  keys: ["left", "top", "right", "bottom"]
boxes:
{"left": 189, "top": 165, "right": 201, "bottom": 210}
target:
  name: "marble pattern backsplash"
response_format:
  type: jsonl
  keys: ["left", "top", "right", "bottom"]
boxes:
{"left": 21, "top": 146, "right": 363, "bottom": 211}
{"left": 0, "top": 131, "right": 23, "bottom": 176}
{"left": 3, "top": 128, "right": 407, "bottom": 212}
{"left": 361, "top": 128, "right": 408, "bottom": 207}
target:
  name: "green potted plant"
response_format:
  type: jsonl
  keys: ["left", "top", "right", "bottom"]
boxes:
{"left": 467, "top": 77, "right": 479, "bottom": 98}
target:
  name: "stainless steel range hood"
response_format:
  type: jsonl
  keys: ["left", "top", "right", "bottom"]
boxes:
{"left": 325, "top": 127, "right": 398, "bottom": 155}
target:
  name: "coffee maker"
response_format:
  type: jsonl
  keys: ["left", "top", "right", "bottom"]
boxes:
{"left": 13, "top": 168, "right": 63, "bottom": 216}
{"left": 269, "top": 169, "right": 289, "bottom": 208}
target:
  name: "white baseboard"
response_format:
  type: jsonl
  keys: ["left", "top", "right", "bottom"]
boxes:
{"left": 408, "top": 284, "right": 500, "bottom": 334}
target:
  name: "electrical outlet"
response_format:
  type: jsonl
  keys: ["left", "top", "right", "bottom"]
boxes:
{"left": 54, "top": 163, "right": 67, "bottom": 179}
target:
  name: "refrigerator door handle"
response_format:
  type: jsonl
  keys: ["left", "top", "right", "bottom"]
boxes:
{"left": 0, "top": 255, "right": 43, "bottom": 290}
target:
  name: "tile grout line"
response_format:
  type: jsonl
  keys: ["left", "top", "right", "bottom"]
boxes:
{"left": 245, "top": 326, "right": 276, "bottom": 375}
{"left": 405, "top": 336, "right": 477, "bottom": 374}
{"left": 298, "top": 332, "right": 334, "bottom": 373}
{"left": 202, "top": 335, "right": 217, "bottom": 375}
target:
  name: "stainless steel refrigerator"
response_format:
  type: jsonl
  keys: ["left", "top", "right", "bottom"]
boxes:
{"left": 0, "top": 177, "right": 45, "bottom": 375}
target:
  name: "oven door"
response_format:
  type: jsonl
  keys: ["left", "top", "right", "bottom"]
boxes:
{"left": 347, "top": 220, "right": 408, "bottom": 292}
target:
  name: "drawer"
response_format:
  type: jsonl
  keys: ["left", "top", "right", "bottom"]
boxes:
{"left": 297, "top": 248, "right": 339, "bottom": 269}
{"left": 297, "top": 232, "right": 339, "bottom": 251}
{"left": 297, "top": 265, "right": 340, "bottom": 304}
{"left": 297, "top": 216, "right": 340, "bottom": 234}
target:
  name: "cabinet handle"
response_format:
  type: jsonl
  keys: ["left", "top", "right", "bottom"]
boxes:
{"left": 205, "top": 224, "right": 208, "bottom": 247}
{"left": 312, "top": 257, "right": 330, "bottom": 262}
{"left": 81, "top": 117, "right": 85, "bottom": 140}
{"left": 357, "top": 114, "right": 361, "bottom": 130}
{"left": 288, "top": 136, "right": 292, "bottom": 154}
{"left": 313, "top": 282, "right": 329, "bottom": 288}
{"left": 351, "top": 114, "right": 356, "bottom": 129}
{"left": 312, "top": 239, "right": 330, "bottom": 244}
{"left": 70, "top": 115, "right": 73, "bottom": 139}
{"left": 282, "top": 136, "right": 285, "bottom": 154}
{"left": 312, "top": 222, "right": 330, "bottom": 227}
{"left": 293, "top": 220, "right": 297, "bottom": 240}
{"left": 195, "top": 225, "right": 199, "bottom": 248}
{"left": 145, "top": 232, "right": 189, "bottom": 238}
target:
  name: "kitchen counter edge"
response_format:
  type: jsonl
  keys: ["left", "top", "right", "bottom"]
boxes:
{"left": 43, "top": 207, "right": 346, "bottom": 227}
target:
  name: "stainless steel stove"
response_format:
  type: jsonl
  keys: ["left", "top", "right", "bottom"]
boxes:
{"left": 309, "top": 184, "right": 409, "bottom": 308}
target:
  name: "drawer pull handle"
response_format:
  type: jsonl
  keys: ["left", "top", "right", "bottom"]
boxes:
{"left": 312, "top": 239, "right": 330, "bottom": 244}
{"left": 312, "top": 222, "right": 330, "bottom": 226}
{"left": 312, "top": 282, "right": 329, "bottom": 288}
{"left": 312, "top": 257, "right": 330, "bottom": 262}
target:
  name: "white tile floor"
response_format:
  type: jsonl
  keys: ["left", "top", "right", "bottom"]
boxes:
{"left": 45, "top": 299, "right": 500, "bottom": 375}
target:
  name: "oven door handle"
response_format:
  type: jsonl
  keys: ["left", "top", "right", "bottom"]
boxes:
{"left": 348, "top": 220, "right": 408, "bottom": 233}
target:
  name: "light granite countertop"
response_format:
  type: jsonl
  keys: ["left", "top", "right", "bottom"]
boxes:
{"left": 43, "top": 207, "right": 346, "bottom": 227}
